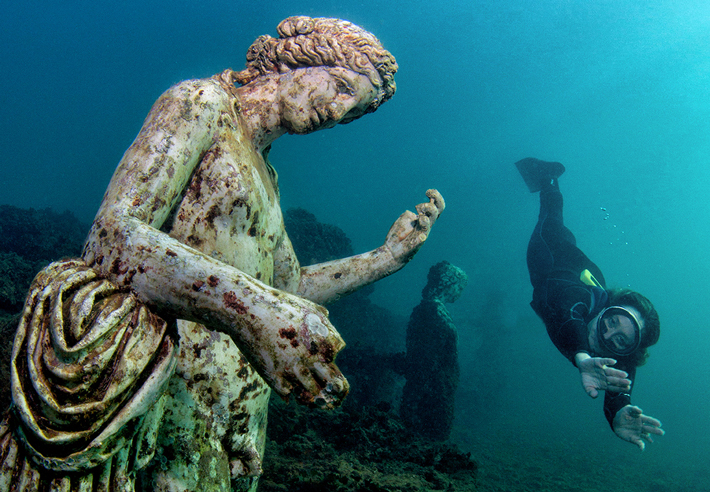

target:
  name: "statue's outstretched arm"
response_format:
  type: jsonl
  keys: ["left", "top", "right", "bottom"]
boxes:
{"left": 297, "top": 190, "right": 445, "bottom": 305}
{"left": 83, "top": 80, "right": 347, "bottom": 408}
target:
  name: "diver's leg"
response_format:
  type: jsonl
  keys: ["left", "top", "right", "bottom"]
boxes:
{"left": 526, "top": 178, "right": 577, "bottom": 288}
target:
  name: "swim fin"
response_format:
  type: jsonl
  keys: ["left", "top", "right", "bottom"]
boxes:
{"left": 514, "top": 157, "right": 566, "bottom": 193}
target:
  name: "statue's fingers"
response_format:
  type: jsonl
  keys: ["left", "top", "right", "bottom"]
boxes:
{"left": 414, "top": 212, "right": 431, "bottom": 235}
{"left": 415, "top": 202, "right": 437, "bottom": 228}
{"left": 386, "top": 210, "right": 415, "bottom": 238}
{"left": 416, "top": 199, "right": 440, "bottom": 225}
{"left": 289, "top": 361, "right": 347, "bottom": 409}
{"left": 309, "top": 361, "right": 349, "bottom": 409}
{"left": 426, "top": 189, "right": 445, "bottom": 214}
{"left": 400, "top": 210, "right": 419, "bottom": 224}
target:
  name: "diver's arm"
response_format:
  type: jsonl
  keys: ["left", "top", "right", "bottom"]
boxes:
{"left": 297, "top": 190, "right": 444, "bottom": 305}
{"left": 544, "top": 279, "right": 599, "bottom": 362}
{"left": 549, "top": 317, "right": 591, "bottom": 364}
{"left": 602, "top": 364, "right": 636, "bottom": 423}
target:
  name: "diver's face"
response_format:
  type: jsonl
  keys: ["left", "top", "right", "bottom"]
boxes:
{"left": 588, "top": 306, "right": 643, "bottom": 355}
{"left": 601, "top": 309, "right": 639, "bottom": 352}
{"left": 278, "top": 67, "right": 378, "bottom": 134}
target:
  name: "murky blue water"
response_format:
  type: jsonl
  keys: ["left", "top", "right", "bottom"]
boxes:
{"left": 3, "top": 1, "right": 710, "bottom": 489}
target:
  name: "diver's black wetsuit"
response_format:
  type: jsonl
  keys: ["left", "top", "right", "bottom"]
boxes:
{"left": 527, "top": 179, "right": 633, "bottom": 428}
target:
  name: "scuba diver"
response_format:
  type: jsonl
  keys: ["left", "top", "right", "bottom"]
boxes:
{"left": 517, "top": 157, "right": 665, "bottom": 450}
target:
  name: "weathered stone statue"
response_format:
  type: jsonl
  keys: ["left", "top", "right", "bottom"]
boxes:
{"left": 401, "top": 261, "right": 467, "bottom": 441}
{"left": 0, "top": 16, "right": 444, "bottom": 492}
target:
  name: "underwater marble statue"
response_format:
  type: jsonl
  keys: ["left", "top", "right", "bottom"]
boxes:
{"left": 401, "top": 261, "right": 467, "bottom": 441}
{"left": 0, "top": 16, "right": 444, "bottom": 491}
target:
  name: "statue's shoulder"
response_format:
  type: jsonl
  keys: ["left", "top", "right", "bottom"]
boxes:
{"left": 160, "top": 77, "right": 233, "bottom": 106}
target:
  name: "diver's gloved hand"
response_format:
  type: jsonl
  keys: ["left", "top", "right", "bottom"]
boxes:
{"left": 574, "top": 353, "right": 631, "bottom": 398}
{"left": 613, "top": 405, "right": 665, "bottom": 450}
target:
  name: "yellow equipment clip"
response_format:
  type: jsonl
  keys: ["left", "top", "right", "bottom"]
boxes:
{"left": 580, "top": 269, "right": 602, "bottom": 288}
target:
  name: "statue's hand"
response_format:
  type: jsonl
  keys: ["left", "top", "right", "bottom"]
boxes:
{"left": 231, "top": 292, "right": 350, "bottom": 409}
{"left": 384, "top": 189, "right": 445, "bottom": 267}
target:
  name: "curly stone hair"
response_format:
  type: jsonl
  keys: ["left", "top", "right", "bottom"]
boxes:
{"left": 233, "top": 16, "right": 398, "bottom": 112}
{"left": 422, "top": 261, "right": 468, "bottom": 303}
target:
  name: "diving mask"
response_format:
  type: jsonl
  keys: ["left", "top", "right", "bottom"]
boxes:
{"left": 596, "top": 306, "right": 641, "bottom": 357}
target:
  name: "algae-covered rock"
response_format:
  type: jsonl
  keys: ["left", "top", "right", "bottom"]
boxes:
{"left": 259, "top": 398, "right": 477, "bottom": 492}
{"left": 0, "top": 205, "right": 86, "bottom": 262}
{"left": 0, "top": 205, "right": 88, "bottom": 317}
{"left": 0, "top": 251, "right": 36, "bottom": 314}
{"left": 284, "top": 207, "right": 354, "bottom": 266}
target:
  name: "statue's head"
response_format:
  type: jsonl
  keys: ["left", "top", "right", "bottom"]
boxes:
{"left": 234, "top": 16, "right": 397, "bottom": 114}
{"left": 422, "top": 261, "right": 468, "bottom": 304}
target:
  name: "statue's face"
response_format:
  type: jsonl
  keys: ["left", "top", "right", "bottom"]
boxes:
{"left": 278, "top": 66, "right": 378, "bottom": 134}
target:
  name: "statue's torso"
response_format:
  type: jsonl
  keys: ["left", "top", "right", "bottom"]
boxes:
{"left": 165, "top": 84, "right": 286, "bottom": 285}
{"left": 134, "top": 79, "right": 289, "bottom": 491}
